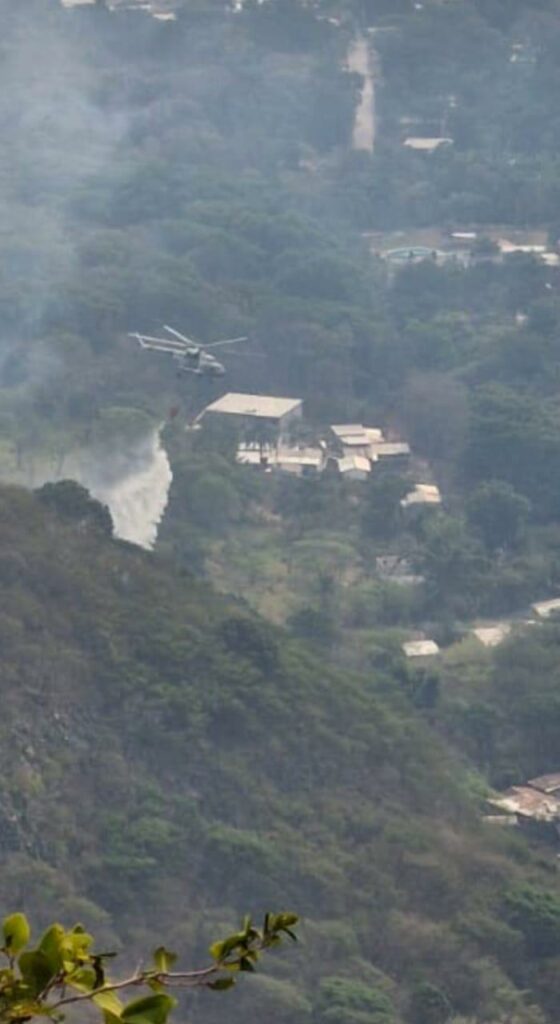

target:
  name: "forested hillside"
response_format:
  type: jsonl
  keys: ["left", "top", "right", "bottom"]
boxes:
{"left": 0, "top": 481, "right": 558, "bottom": 1024}
{"left": 2, "top": 2, "right": 560, "bottom": 1024}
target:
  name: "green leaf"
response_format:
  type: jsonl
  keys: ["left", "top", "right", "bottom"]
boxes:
{"left": 209, "top": 940, "right": 225, "bottom": 961}
{"left": 121, "top": 994, "right": 177, "bottom": 1024}
{"left": 18, "top": 950, "right": 54, "bottom": 997}
{"left": 153, "top": 947, "right": 177, "bottom": 973}
{"left": 209, "top": 932, "right": 246, "bottom": 962}
{"left": 3, "top": 914, "right": 30, "bottom": 956}
{"left": 208, "top": 977, "right": 235, "bottom": 991}
{"left": 275, "top": 913, "right": 299, "bottom": 930}
{"left": 38, "top": 924, "right": 65, "bottom": 974}
{"left": 66, "top": 966, "right": 97, "bottom": 994}
{"left": 103, "top": 1011, "right": 123, "bottom": 1024}
{"left": 59, "top": 928, "right": 94, "bottom": 974}
{"left": 67, "top": 925, "right": 94, "bottom": 957}
{"left": 93, "top": 989, "right": 125, "bottom": 1017}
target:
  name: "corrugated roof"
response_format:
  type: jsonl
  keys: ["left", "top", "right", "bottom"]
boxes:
{"left": 489, "top": 786, "right": 560, "bottom": 821}
{"left": 528, "top": 773, "right": 560, "bottom": 795}
{"left": 365, "top": 428, "right": 384, "bottom": 443}
{"left": 341, "top": 436, "right": 371, "bottom": 448}
{"left": 205, "top": 393, "right": 302, "bottom": 419}
{"left": 338, "top": 455, "right": 371, "bottom": 475}
{"left": 370, "top": 441, "right": 411, "bottom": 457}
{"left": 332, "top": 424, "right": 384, "bottom": 445}
{"left": 331, "top": 424, "right": 368, "bottom": 437}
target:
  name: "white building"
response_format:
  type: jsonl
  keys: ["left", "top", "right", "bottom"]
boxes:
{"left": 203, "top": 393, "right": 303, "bottom": 439}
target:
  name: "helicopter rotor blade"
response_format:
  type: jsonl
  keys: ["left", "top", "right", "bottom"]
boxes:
{"left": 129, "top": 332, "right": 187, "bottom": 353}
{"left": 204, "top": 336, "right": 249, "bottom": 350}
{"left": 163, "top": 324, "right": 195, "bottom": 345}
{"left": 225, "top": 350, "right": 266, "bottom": 359}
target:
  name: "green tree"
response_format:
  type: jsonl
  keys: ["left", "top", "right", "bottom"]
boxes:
{"left": 188, "top": 473, "right": 241, "bottom": 533}
{"left": 400, "top": 373, "right": 468, "bottom": 476}
{"left": 409, "top": 982, "right": 452, "bottom": 1024}
{"left": 466, "top": 480, "right": 531, "bottom": 552}
{"left": 0, "top": 911, "right": 298, "bottom": 1024}
{"left": 315, "top": 976, "right": 397, "bottom": 1024}
{"left": 506, "top": 885, "right": 560, "bottom": 958}
{"left": 419, "top": 514, "right": 485, "bottom": 610}
{"left": 36, "top": 481, "right": 113, "bottom": 537}
{"left": 361, "top": 474, "right": 410, "bottom": 540}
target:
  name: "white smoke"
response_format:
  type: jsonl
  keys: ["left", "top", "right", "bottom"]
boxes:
{"left": 85, "top": 426, "right": 173, "bottom": 549}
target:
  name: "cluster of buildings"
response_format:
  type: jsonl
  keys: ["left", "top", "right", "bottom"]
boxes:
{"left": 330, "top": 423, "right": 412, "bottom": 480}
{"left": 200, "top": 392, "right": 441, "bottom": 502}
{"left": 403, "top": 621, "right": 513, "bottom": 661}
{"left": 402, "top": 597, "right": 560, "bottom": 664}
{"left": 487, "top": 773, "right": 560, "bottom": 841}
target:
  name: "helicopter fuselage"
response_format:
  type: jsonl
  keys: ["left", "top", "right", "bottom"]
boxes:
{"left": 176, "top": 348, "right": 226, "bottom": 376}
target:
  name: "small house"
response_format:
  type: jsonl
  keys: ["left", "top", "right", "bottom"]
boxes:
{"left": 471, "top": 624, "right": 511, "bottom": 648}
{"left": 403, "top": 137, "right": 453, "bottom": 152}
{"left": 401, "top": 484, "right": 441, "bottom": 508}
{"left": 402, "top": 639, "right": 440, "bottom": 659}
{"left": 369, "top": 440, "right": 411, "bottom": 470}
{"left": 337, "top": 455, "right": 371, "bottom": 481}
{"left": 532, "top": 598, "right": 560, "bottom": 620}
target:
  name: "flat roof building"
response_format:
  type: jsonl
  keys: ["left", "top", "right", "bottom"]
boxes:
{"left": 202, "top": 393, "right": 303, "bottom": 438}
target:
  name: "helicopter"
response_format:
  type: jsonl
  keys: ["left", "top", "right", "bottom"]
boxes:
{"left": 129, "top": 325, "right": 248, "bottom": 378}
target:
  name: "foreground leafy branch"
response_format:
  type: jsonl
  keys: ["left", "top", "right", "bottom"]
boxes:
{"left": 0, "top": 911, "right": 299, "bottom": 1024}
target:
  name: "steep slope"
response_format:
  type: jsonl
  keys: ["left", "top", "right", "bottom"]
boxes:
{"left": 0, "top": 483, "right": 555, "bottom": 1024}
